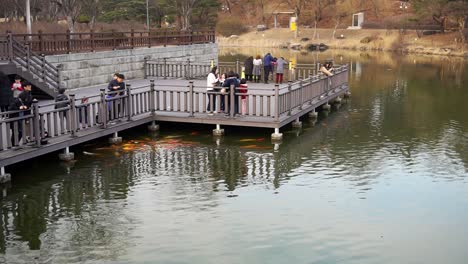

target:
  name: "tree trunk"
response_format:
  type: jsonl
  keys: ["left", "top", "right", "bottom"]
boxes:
{"left": 66, "top": 15, "right": 75, "bottom": 34}
{"left": 332, "top": 18, "right": 339, "bottom": 39}
{"left": 313, "top": 20, "right": 318, "bottom": 40}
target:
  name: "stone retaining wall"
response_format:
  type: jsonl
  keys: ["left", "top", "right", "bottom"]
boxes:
{"left": 46, "top": 43, "right": 218, "bottom": 89}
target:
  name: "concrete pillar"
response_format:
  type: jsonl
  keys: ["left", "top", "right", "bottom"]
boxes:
{"left": 308, "top": 110, "right": 318, "bottom": 119}
{"left": 0, "top": 167, "right": 11, "bottom": 183}
{"left": 292, "top": 118, "right": 302, "bottom": 128}
{"left": 59, "top": 147, "right": 75, "bottom": 162}
{"left": 213, "top": 124, "right": 224, "bottom": 136}
{"left": 271, "top": 128, "right": 283, "bottom": 141}
{"left": 322, "top": 102, "right": 331, "bottom": 111}
{"left": 333, "top": 97, "right": 342, "bottom": 104}
{"left": 148, "top": 121, "right": 160, "bottom": 132}
{"left": 109, "top": 132, "right": 123, "bottom": 144}
{"left": 274, "top": 143, "right": 280, "bottom": 151}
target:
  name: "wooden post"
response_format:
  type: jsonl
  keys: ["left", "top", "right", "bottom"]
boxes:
{"left": 69, "top": 94, "right": 77, "bottom": 137}
{"left": 189, "top": 81, "right": 194, "bottom": 117}
{"left": 275, "top": 84, "right": 280, "bottom": 121}
{"left": 288, "top": 81, "right": 292, "bottom": 116}
{"left": 163, "top": 58, "right": 167, "bottom": 79}
{"left": 25, "top": 43, "right": 31, "bottom": 71}
{"left": 90, "top": 30, "right": 95, "bottom": 52}
{"left": 100, "top": 89, "right": 107, "bottom": 128}
{"left": 7, "top": 32, "right": 13, "bottom": 61}
{"left": 230, "top": 83, "right": 235, "bottom": 118}
{"left": 299, "top": 79, "right": 303, "bottom": 110}
{"left": 32, "top": 100, "right": 41, "bottom": 147}
{"left": 38, "top": 30, "right": 44, "bottom": 54}
{"left": 186, "top": 58, "right": 191, "bottom": 79}
{"left": 144, "top": 57, "right": 148, "bottom": 79}
{"left": 130, "top": 29, "right": 135, "bottom": 49}
{"left": 149, "top": 30, "right": 153, "bottom": 48}
{"left": 149, "top": 80, "right": 155, "bottom": 116}
{"left": 66, "top": 30, "right": 71, "bottom": 54}
{"left": 40, "top": 55, "right": 46, "bottom": 79}
{"left": 126, "top": 84, "right": 133, "bottom": 121}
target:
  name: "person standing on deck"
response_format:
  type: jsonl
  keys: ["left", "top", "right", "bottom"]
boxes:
{"left": 263, "top": 53, "right": 274, "bottom": 84}
{"left": 222, "top": 71, "right": 240, "bottom": 117}
{"left": 206, "top": 66, "right": 219, "bottom": 115}
{"left": 275, "top": 57, "right": 288, "bottom": 84}
{"left": 8, "top": 82, "right": 33, "bottom": 146}
{"left": 0, "top": 72, "right": 13, "bottom": 112}
{"left": 244, "top": 56, "right": 254, "bottom": 82}
{"left": 252, "top": 55, "right": 262, "bottom": 83}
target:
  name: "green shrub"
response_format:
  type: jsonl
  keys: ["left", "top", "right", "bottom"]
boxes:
{"left": 77, "top": 15, "right": 91, "bottom": 24}
{"left": 216, "top": 17, "right": 248, "bottom": 37}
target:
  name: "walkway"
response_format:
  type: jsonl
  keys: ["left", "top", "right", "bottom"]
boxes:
{"left": 0, "top": 66, "right": 349, "bottom": 173}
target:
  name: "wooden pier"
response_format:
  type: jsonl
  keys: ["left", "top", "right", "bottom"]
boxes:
{"left": 0, "top": 66, "right": 349, "bottom": 179}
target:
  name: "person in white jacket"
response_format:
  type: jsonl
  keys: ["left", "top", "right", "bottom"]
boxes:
{"left": 206, "top": 66, "right": 219, "bottom": 113}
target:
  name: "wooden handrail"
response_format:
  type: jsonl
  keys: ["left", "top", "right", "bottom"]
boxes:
{"left": 6, "top": 33, "right": 60, "bottom": 92}
{"left": 0, "top": 30, "right": 215, "bottom": 55}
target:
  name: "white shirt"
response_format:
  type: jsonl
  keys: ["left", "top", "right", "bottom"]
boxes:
{"left": 253, "top": 59, "right": 262, "bottom": 66}
{"left": 206, "top": 72, "right": 218, "bottom": 90}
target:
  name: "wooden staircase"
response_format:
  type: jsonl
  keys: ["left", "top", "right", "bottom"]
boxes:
{"left": 0, "top": 35, "right": 60, "bottom": 98}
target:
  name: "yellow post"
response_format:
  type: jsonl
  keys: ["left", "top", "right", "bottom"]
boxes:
{"left": 210, "top": 59, "right": 214, "bottom": 69}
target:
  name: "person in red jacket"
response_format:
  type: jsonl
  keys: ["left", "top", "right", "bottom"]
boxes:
{"left": 11, "top": 75, "right": 24, "bottom": 98}
{"left": 239, "top": 78, "right": 248, "bottom": 115}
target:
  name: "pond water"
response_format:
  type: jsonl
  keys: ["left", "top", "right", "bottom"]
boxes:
{"left": 1, "top": 48, "right": 468, "bottom": 264}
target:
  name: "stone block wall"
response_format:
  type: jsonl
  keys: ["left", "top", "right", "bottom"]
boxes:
{"left": 45, "top": 43, "right": 218, "bottom": 89}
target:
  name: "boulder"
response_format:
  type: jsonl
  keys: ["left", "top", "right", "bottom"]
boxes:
{"left": 289, "top": 43, "right": 302, "bottom": 50}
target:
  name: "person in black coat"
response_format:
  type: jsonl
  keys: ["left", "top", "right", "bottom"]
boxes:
{"left": 8, "top": 82, "right": 33, "bottom": 145}
{"left": 222, "top": 71, "right": 240, "bottom": 116}
{"left": 0, "top": 72, "right": 13, "bottom": 112}
{"left": 244, "top": 56, "right": 254, "bottom": 82}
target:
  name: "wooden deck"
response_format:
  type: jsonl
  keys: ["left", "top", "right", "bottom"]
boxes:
{"left": 0, "top": 66, "right": 349, "bottom": 169}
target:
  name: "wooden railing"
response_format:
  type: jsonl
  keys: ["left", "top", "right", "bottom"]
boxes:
{"left": 145, "top": 59, "right": 321, "bottom": 82}
{"left": 0, "top": 66, "right": 348, "bottom": 152}
{"left": 144, "top": 58, "right": 212, "bottom": 80}
{"left": 5, "top": 35, "right": 60, "bottom": 91}
{"left": 1, "top": 30, "right": 215, "bottom": 55}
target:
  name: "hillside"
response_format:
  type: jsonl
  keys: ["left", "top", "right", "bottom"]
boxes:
{"left": 218, "top": 28, "right": 467, "bottom": 57}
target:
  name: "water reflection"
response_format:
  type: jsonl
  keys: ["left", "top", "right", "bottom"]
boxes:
{"left": 0, "top": 49, "right": 467, "bottom": 263}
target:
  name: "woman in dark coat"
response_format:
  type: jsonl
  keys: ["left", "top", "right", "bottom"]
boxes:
{"left": 244, "top": 56, "right": 254, "bottom": 82}
{"left": 0, "top": 72, "right": 13, "bottom": 112}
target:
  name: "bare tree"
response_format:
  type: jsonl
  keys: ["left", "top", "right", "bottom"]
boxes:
{"left": 52, "top": 0, "right": 82, "bottom": 33}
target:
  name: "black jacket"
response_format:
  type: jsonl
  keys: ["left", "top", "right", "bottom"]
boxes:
{"left": 55, "top": 94, "right": 70, "bottom": 109}
{"left": 9, "top": 91, "right": 33, "bottom": 118}
{"left": 244, "top": 57, "right": 254, "bottom": 75}
{"left": 0, "top": 76, "right": 13, "bottom": 107}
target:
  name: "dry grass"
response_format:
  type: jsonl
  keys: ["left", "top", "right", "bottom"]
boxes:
{"left": 218, "top": 28, "right": 468, "bottom": 57}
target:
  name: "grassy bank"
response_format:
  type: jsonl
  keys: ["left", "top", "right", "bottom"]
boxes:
{"left": 218, "top": 28, "right": 468, "bottom": 58}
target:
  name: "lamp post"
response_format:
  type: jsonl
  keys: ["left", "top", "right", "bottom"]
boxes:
{"left": 26, "top": 0, "right": 32, "bottom": 35}
{"left": 146, "top": 0, "right": 150, "bottom": 30}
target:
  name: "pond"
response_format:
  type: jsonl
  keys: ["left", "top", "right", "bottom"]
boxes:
{"left": 0, "top": 48, "right": 467, "bottom": 264}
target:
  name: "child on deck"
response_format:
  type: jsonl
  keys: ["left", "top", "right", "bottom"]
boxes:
{"left": 239, "top": 78, "right": 248, "bottom": 115}
{"left": 11, "top": 76, "right": 23, "bottom": 98}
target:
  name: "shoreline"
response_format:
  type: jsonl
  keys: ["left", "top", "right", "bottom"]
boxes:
{"left": 217, "top": 28, "right": 468, "bottom": 59}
